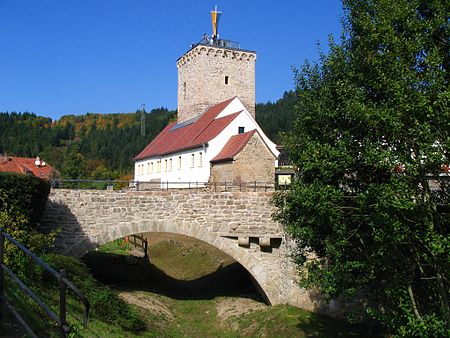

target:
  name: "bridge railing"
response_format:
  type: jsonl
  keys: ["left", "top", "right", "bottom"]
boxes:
{"left": 0, "top": 228, "right": 90, "bottom": 338}
{"left": 50, "top": 179, "right": 291, "bottom": 192}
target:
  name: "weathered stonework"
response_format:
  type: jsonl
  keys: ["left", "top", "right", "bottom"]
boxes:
{"left": 211, "top": 132, "right": 275, "bottom": 184}
{"left": 41, "top": 189, "right": 344, "bottom": 317}
{"left": 177, "top": 44, "right": 256, "bottom": 122}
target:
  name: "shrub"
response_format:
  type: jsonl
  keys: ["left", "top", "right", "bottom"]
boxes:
{"left": 0, "top": 173, "right": 54, "bottom": 280}
{"left": 42, "top": 254, "right": 146, "bottom": 333}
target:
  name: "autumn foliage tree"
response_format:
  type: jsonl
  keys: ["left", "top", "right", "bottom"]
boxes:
{"left": 274, "top": 0, "right": 449, "bottom": 336}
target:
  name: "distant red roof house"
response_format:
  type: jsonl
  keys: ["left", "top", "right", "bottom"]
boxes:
{"left": 0, "top": 156, "right": 55, "bottom": 180}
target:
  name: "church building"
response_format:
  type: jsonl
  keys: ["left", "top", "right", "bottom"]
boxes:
{"left": 134, "top": 8, "right": 279, "bottom": 187}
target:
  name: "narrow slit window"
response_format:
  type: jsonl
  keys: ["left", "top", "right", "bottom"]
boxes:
{"left": 224, "top": 76, "right": 229, "bottom": 85}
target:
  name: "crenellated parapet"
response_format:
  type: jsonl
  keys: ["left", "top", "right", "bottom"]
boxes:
{"left": 176, "top": 44, "right": 257, "bottom": 68}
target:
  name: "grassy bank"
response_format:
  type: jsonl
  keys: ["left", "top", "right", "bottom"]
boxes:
{"left": 2, "top": 235, "right": 378, "bottom": 337}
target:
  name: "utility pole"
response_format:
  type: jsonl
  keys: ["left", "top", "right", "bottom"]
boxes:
{"left": 140, "top": 104, "right": 146, "bottom": 136}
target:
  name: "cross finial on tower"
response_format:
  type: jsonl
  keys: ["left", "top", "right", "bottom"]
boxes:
{"left": 211, "top": 5, "right": 222, "bottom": 41}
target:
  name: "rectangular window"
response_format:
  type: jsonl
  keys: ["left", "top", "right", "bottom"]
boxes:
{"left": 198, "top": 152, "right": 203, "bottom": 167}
{"left": 178, "top": 156, "right": 182, "bottom": 169}
{"left": 169, "top": 158, "right": 172, "bottom": 172}
{"left": 225, "top": 76, "right": 229, "bottom": 85}
{"left": 238, "top": 126, "right": 245, "bottom": 134}
{"left": 164, "top": 159, "right": 167, "bottom": 172}
{"left": 191, "top": 154, "right": 195, "bottom": 168}
{"left": 157, "top": 161, "right": 161, "bottom": 173}
{"left": 151, "top": 162, "right": 154, "bottom": 174}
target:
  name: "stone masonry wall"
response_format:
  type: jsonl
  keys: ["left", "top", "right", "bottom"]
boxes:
{"left": 177, "top": 45, "right": 256, "bottom": 122}
{"left": 41, "top": 189, "right": 344, "bottom": 317}
{"left": 211, "top": 132, "right": 275, "bottom": 184}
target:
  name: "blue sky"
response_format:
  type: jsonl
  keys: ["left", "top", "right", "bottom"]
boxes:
{"left": 0, "top": 1, "right": 343, "bottom": 120}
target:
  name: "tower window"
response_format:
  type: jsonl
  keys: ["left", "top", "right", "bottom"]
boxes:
{"left": 224, "top": 76, "right": 229, "bottom": 85}
{"left": 183, "top": 82, "right": 187, "bottom": 100}
{"left": 238, "top": 126, "right": 245, "bottom": 134}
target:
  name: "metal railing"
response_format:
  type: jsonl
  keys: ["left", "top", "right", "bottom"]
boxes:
{"left": 196, "top": 37, "right": 240, "bottom": 49}
{"left": 0, "top": 228, "right": 90, "bottom": 338}
{"left": 49, "top": 179, "right": 286, "bottom": 192}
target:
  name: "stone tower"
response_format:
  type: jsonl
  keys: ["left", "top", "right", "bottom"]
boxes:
{"left": 176, "top": 9, "right": 256, "bottom": 123}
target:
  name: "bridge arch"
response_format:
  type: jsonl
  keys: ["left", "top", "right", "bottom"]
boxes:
{"left": 72, "top": 219, "right": 274, "bottom": 304}
{"left": 42, "top": 189, "right": 289, "bottom": 306}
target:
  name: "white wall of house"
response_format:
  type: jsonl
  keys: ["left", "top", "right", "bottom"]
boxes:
{"left": 134, "top": 147, "right": 209, "bottom": 187}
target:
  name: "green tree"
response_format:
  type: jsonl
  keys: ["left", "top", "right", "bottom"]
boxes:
{"left": 60, "top": 144, "right": 87, "bottom": 179}
{"left": 274, "top": 0, "right": 449, "bottom": 336}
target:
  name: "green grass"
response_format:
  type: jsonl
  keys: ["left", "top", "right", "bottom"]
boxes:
{"left": 148, "top": 238, "right": 234, "bottom": 280}
{"left": 97, "top": 239, "right": 130, "bottom": 255}
{"left": 2, "top": 238, "right": 379, "bottom": 337}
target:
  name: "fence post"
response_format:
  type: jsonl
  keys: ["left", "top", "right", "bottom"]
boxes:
{"left": 59, "top": 269, "right": 67, "bottom": 338}
{"left": 0, "top": 230, "right": 4, "bottom": 322}
{"left": 144, "top": 238, "right": 148, "bottom": 261}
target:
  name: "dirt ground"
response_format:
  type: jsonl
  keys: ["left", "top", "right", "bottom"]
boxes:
{"left": 216, "top": 297, "right": 267, "bottom": 321}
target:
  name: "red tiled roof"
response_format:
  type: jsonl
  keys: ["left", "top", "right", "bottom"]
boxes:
{"left": 0, "top": 156, "right": 55, "bottom": 179}
{"left": 135, "top": 97, "right": 240, "bottom": 160}
{"left": 211, "top": 129, "right": 257, "bottom": 163}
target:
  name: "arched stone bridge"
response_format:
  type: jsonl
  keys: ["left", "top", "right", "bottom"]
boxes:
{"left": 41, "top": 189, "right": 337, "bottom": 315}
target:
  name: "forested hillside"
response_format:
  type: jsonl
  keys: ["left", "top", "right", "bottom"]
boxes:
{"left": 0, "top": 109, "right": 176, "bottom": 179}
{"left": 256, "top": 91, "right": 296, "bottom": 143}
{"left": 0, "top": 92, "right": 296, "bottom": 179}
